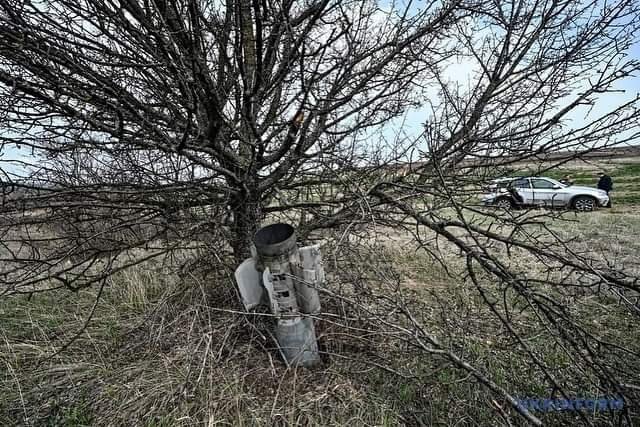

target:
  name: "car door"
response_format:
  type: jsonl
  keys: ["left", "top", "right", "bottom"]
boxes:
{"left": 530, "top": 178, "right": 562, "bottom": 206}
{"left": 511, "top": 178, "right": 533, "bottom": 204}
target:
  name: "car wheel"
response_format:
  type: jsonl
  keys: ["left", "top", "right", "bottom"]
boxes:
{"left": 495, "top": 197, "right": 513, "bottom": 210}
{"left": 572, "top": 196, "right": 596, "bottom": 212}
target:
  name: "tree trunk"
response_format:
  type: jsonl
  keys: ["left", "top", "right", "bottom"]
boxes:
{"left": 230, "top": 190, "right": 263, "bottom": 263}
{"left": 228, "top": 0, "right": 260, "bottom": 263}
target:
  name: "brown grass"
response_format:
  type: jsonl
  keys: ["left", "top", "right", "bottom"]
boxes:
{"left": 2, "top": 207, "right": 640, "bottom": 426}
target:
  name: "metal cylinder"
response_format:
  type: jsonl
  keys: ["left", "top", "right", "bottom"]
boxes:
{"left": 253, "top": 223, "right": 321, "bottom": 367}
{"left": 253, "top": 223, "right": 297, "bottom": 259}
{"left": 275, "top": 316, "right": 320, "bottom": 367}
{"left": 253, "top": 223, "right": 300, "bottom": 314}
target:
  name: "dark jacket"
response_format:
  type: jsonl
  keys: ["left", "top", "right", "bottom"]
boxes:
{"left": 597, "top": 175, "right": 613, "bottom": 192}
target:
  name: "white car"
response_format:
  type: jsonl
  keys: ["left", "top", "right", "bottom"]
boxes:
{"left": 481, "top": 177, "right": 609, "bottom": 211}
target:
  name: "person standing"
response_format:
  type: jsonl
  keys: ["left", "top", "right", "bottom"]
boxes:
{"left": 597, "top": 172, "right": 613, "bottom": 208}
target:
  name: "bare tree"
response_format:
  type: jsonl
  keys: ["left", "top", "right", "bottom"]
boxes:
{"left": 1, "top": 0, "right": 640, "bottom": 424}
{"left": 0, "top": 0, "right": 459, "bottom": 261}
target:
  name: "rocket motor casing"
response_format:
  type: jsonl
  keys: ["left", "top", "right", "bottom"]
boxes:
{"left": 235, "top": 223, "right": 323, "bottom": 367}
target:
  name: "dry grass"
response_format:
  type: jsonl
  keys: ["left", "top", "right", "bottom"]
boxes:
{"left": 2, "top": 207, "right": 640, "bottom": 426}
{"left": 0, "top": 261, "right": 407, "bottom": 426}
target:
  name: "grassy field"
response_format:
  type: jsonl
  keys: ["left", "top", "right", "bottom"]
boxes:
{"left": 2, "top": 157, "right": 640, "bottom": 426}
{"left": 0, "top": 262, "right": 416, "bottom": 425}
{"left": 2, "top": 207, "right": 639, "bottom": 426}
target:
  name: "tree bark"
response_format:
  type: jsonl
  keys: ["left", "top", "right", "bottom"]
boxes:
{"left": 229, "top": 189, "right": 262, "bottom": 263}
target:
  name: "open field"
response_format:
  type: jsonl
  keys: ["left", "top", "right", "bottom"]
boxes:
{"left": 2, "top": 204, "right": 640, "bottom": 426}
{"left": 2, "top": 154, "right": 640, "bottom": 426}
{"left": 2, "top": 0, "right": 640, "bottom": 424}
